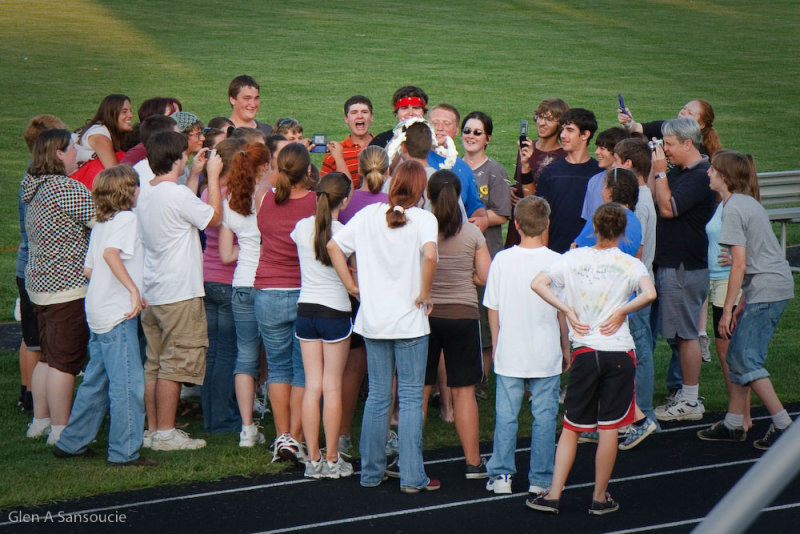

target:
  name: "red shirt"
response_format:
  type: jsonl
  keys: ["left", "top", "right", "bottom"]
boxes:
{"left": 253, "top": 190, "right": 316, "bottom": 289}
{"left": 321, "top": 135, "right": 372, "bottom": 189}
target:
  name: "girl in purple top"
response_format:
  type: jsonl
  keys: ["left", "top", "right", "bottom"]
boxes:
{"left": 338, "top": 146, "right": 389, "bottom": 224}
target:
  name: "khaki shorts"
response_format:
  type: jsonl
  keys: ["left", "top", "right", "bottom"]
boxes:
{"left": 709, "top": 278, "right": 741, "bottom": 308}
{"left": 142, "top": 298, "right": 208, "bottom": 384}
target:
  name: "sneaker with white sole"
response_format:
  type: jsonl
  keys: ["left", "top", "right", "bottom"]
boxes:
{"left": 486, "top": 474, "right": 512, "bottom": 494}
{"left": 385, "top": 456, "right": 400, "bottom": 478}
{"left": 697, "top": 420, "right": 746, "bottom": 442}
{"left": 338, "top": 435, "right": 353, "bottom": 458}
{"left": 278, "top": 435, "right": 306, "bottom": 464}
{"left": 528, "top": 485, "right": 548, "bottom": 495}
{"left": 26, "top": 418, "right": 51, "bottom": 438}
{"left": 46, "top": 426, "right": 64, "bottom": 446}
{"left": 151, "top": 429, "right": 206, "bottom": 451}
{"left": 270, "top": 434, "right": 288, "bottom": 463}
{"left": 142, "top": 430, "right": 154, "bottom": 449}
{"left": 699, "top": 333, "right": 711, "bottom": 362}
{"left": 619, "top": 418, "right": 657, "bottom": 450}
{"left": 323, "top": 456, "right": 354, "bottom": 479}
{"left": 465, "top": 457, "right": 489, "bottom": 479}
{"left": 655, "top": 398, "right": 705, "bottom": 421}
{"left": 239, "top": 424, "right": 266, "bottom": 448}
{"left": 304, "top": 458, "right": 324, "bottom": 479}
{"left": 385, "top": 429, "right": 399, "bottom": 456}
{"left": 754, "top": 423, "right": 786, "bottom": 450}
{"left": 578, "top": 431, "right": 599, "bottom": 444}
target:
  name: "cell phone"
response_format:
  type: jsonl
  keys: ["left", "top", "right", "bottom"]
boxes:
{"left": 618, "top": 93, "right": 631, "bottom": 116}
{"left": 310, "top": 134, "right": 328, "bottom": 153}
{"left": 519, "top": 120, "right": 528, "bottom": 146}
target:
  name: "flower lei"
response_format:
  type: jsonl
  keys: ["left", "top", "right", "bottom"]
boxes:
{"left": 385, "top": 117, "right": 458, "bottom": 170}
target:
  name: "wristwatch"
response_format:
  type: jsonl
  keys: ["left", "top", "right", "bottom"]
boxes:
{"left": 655, "top": 172, "right": 667, "bottom": 180}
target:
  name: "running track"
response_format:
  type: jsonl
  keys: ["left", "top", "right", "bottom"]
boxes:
{"left": 2, "top": 406, "right": 798, "bottom": 534}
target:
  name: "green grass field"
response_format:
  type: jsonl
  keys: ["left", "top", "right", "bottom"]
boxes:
{"left": 1, "top": 0, "right": 799, "bottom": 507}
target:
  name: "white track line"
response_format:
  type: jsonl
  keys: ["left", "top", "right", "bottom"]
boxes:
{"left": 254, "top": 458, "right": 764, "bottom": 534}
{"left": 1, "top": 410, "right": 794, "bottom": 528}
{"left": 600, "top": 502, "right": 800, "bottom": 533}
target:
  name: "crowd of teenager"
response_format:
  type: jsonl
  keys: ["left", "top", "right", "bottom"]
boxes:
{"left": 14, "top": 75, "right": 794, "bottom": 514}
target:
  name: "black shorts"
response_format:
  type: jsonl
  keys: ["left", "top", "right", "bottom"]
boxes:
{"left": 562, "top": 347, "right": 636, "bottom": 432}
{"left": 424, "top": 317, "right": 483, "bottom": 387}
{"left": 712, "top": 304, "right": 737, "bottom": 340}
{"left": 349, "top": 295, "right": 364, "bottom": 349}
{"left": 16, "top": 277, "right": 40, "bottom": 349}
{"left": 36, "top": 299, "right": 89, "bottom": 376}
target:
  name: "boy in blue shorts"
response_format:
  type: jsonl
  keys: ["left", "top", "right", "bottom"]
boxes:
{"left": 482, "top": 196, "right": 569, "bottom": 495}
{"left": 530, "top": 203, "right": 656, "bottom": 515}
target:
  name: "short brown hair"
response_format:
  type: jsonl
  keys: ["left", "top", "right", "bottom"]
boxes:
{"left": 228, "top": 75, "right": 259, "bottom": 100}
{"left": 515, "top": 196, "right": 550, "bottom": 238}
{"left": 592, "top": 203, "right": 627, "bottom": 241}
{"left": 613, "top": 138, "right": 651, "bottom": 179}
{"left": 24, "top": 114, "right": 68, "bottom": 151}
{"left": 93, "top": 165, "right": 139, "bottom": 222}
{"left": 403, "top": 122, "right": 433, "bottom": 158}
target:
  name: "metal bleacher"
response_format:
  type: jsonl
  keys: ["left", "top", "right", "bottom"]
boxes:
{"left": 759, "top": 170, "right": 800, "bottom": 270}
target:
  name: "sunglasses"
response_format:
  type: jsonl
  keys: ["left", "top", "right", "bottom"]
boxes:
{"left": 462, "top": 128, "right": 484, "bottom": 136}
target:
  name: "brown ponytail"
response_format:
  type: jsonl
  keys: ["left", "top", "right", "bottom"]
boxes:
{"left": 386, "top": 160, "right": 427, "bottom": 228}
{"left": 313, "top": 172, "right": 351, "bottom": 265}
{"left": 274, "top": 142, "right": 310, "bottom": 204}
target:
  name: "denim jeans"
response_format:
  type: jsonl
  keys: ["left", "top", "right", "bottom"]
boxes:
{"left": 360, "top": 336, "right": 430, "bottom": 489}
{"left": 57, "top": 319, "right": 144, "bottom": 463}
{"left": 202, "top": 282, "right": 240, "bottom": 433}
{"left": 727, "top": 300, "right": 788, "bottom": 385}
{"left": 254, "top": 289, "right": 304, "bottom": 387}
{"left": 486, "top": 374, "right": 559, "bottom": 488}
{"left": 629, "top": 305, "right": 657, "bottom": 425}
{"left": 231, "top": 287, "right": 261, "bottom": 378}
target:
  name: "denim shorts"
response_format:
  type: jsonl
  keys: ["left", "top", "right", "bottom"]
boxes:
{"left": 295, "top": 314, "right": 353, "bottom": 342}
{"left": 254, "top": 289, "right": 304, "bottom": 387}
{"left": 727, "top": 300, "right": 788, "bottom": 386}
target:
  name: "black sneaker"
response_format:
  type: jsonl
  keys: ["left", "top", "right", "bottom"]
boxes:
{"left": 385, "top": 455, "right": 400, "bottom": 478}
{"left": 588, "top": 492, "right": 619, "bottom": 515}
{"left": 108, "top": 456, "right": 157, "bottom": 467}
{"left": 53, "top": 446, "right": 98, "bottom": 459}
{"left": 697, "top": 421, "right": 746, "bottom": 442}
{"left": 754, "top": 424, "right": 785, "bottom": 450}
{"left": 525, "top": 493, "right": 560, "bottom": 514}
{"left": 465, "top": 458, "right": 489, "bottom": 479}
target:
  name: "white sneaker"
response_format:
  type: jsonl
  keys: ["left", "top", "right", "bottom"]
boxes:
{"left": 239, "top": 424, "right": 266, "bottom": 448}
{"left": 699, "top": 333, "right": 711, "bottom": 362}
{"left": 486, "top": 474, "right": 512, "bottom": 494}
{"left": 338, "top": 435, "right": 353, "bottom": 458}
{"left": 26, "top": 418, "right": 51, "bottom": 438}
{"left": 304, "top": 458, "right": 324, "bottom": 479}
{"left": 180, "top": 384, "right": 202, "bottom": 399}
{"left": 655, "top": 398, "right": 705, "bottom": 422}
{"left": 46, "top": 426, "right": 64, "bottom": 446}
{"left": 270, "top": 433, "right": 288, "bottom": 463}
{"left": 151, "top": 429, "right": 207, "bottom": 451}
{"left": 142, "top": 430, "right": 154, "bottom": 449}
{"left": 278, "top": 435, "right": 307, "bottom": 464}
{"left": 323, "top": 456, "right": 354, "bottom": 479}
{"left": 385, "top": 429, "right": 399, "bottom": 456}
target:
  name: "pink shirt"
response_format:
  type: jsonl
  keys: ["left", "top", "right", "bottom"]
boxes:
{"left": 253, "top": 190, "right": 316, "bottom": 289}
{"left": 202, "top": 187, "right": 235, "bottom": 284}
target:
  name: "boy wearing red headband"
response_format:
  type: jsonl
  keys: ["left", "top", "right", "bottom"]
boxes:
{"left": 369, "top": 86, "right": 429, "bottom": 149}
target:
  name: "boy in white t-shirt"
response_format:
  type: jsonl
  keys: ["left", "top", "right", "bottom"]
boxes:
{"left": 482, "top": 196, "right": 569, "bottom": 495}
{"left": 137, "top": 130, "right": 223, "bottom": 451}
{"left": 54, "top": 166, "right": 155, "bottom": 466}
{"left": 529, "top": 203, "right": 656, "bottom": 516}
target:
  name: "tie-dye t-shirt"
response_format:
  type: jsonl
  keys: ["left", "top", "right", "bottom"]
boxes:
{"left": 546, "top": 246, "right": 649, "bottom": 351}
